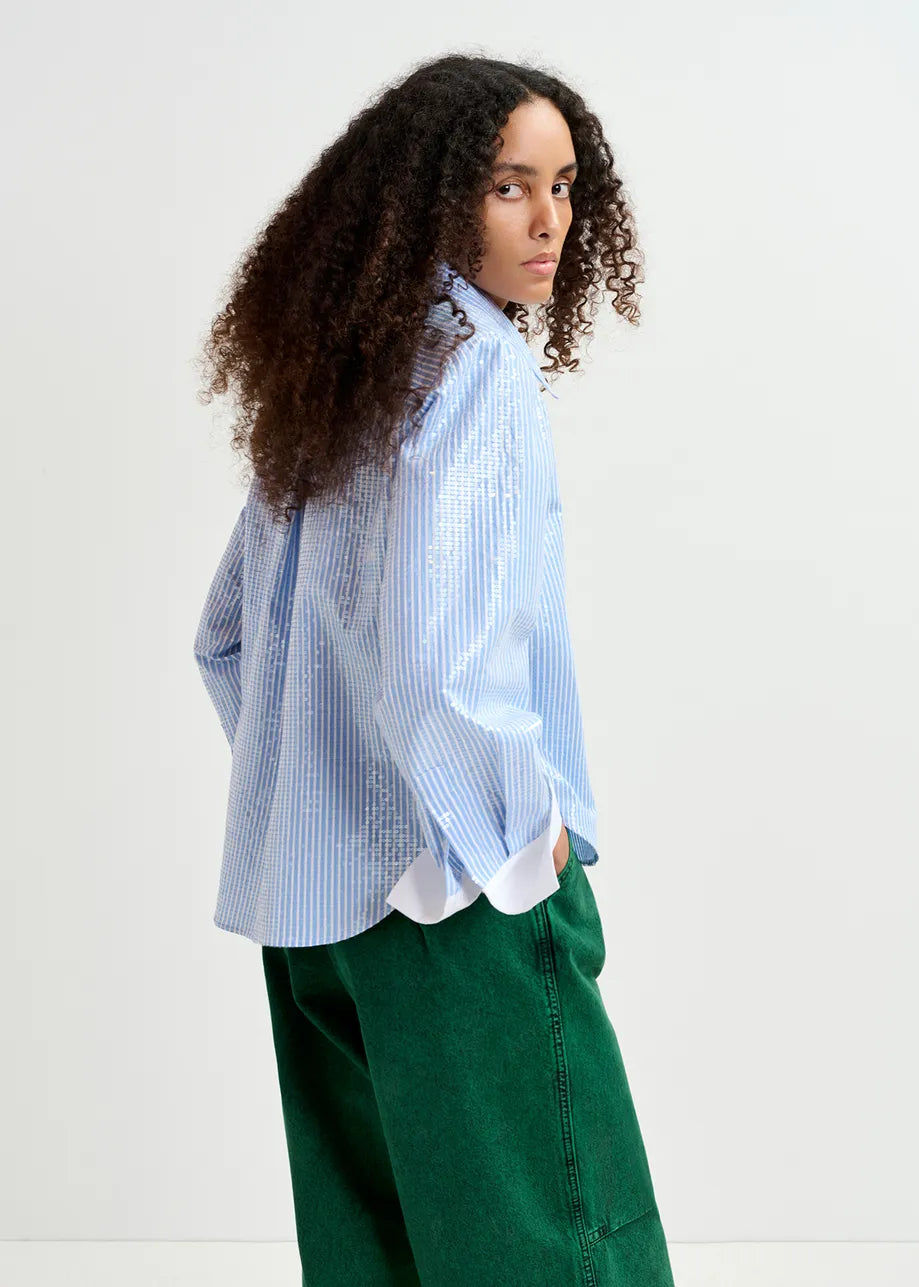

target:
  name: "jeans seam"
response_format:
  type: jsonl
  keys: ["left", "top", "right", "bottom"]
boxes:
{"left": 534, "top": 898, "right": 597, "bottom": 1287}
{"left": 588, "top": 1203, "right": 658, "bottom": 1246}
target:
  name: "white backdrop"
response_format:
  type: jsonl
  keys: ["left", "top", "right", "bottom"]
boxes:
{"left": 4, "top": 0, "right": 917, "bottom": 1256}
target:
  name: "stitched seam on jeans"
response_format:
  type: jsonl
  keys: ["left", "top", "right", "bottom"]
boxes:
{"left": 534, "top": 901, "right": 597, "bottom": 1287}
{"left": 589, "top": 1204, "right": 657, "bottom": 1246}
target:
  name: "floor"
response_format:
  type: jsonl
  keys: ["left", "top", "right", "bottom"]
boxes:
{"left": 0, "top": 1241, "right": 917, "bottom": 1285}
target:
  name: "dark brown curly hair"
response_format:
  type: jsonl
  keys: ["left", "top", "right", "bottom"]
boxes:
{"left": 195, "top": 52, "right": 643, "bottom": 524}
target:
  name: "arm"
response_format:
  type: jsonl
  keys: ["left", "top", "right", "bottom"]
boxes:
{"left": 374, "top": 337, "right": 564, "bottom": 917}
{"left": 193, "top": 503, "right": 246, "bottom": 748}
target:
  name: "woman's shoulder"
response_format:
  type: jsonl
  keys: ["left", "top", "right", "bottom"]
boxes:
{"left": 419, "top": 305, "right": 532, "bottom": 395}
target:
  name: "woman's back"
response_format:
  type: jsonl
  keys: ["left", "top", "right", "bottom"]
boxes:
{"left": 194, "top": 265, "right": 598, "bottom": 947}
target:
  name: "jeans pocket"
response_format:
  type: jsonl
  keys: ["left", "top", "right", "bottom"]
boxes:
{"left": 555, "top": 828, "right": 580, "bottom": 888}
{"left": 556, "top": 850, "right": 578, "bottom": 886}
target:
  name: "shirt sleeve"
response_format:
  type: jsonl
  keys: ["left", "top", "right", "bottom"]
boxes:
{"left": 373, "top": 335, "right": 564, "bottom": 922}
{"left": 193, "top": 503, "right": 246, "bottom": 748}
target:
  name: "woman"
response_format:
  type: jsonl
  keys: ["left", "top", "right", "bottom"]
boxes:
{"left": 194, "top": 52, "right": 674, "bottom": 1286}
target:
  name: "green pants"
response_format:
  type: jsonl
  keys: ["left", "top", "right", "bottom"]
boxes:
{"left": 261, "top": 841, "right": 676, "bottom": 1286}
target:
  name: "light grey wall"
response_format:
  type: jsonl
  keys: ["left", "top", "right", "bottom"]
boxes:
{"left": 3, "top": 0, "right": 916, "bottom": 1246}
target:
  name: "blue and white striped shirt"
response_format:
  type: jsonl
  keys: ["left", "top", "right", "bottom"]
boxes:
{"left": 194, "top": 262, "right": 598, "bottom": 946}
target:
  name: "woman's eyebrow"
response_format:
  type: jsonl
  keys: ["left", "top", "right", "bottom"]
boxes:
{"left": 493, "top": 160, "right": 578, "bottom": 177}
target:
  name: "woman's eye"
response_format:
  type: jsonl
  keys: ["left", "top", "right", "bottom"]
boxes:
{"left": 495, "top": 181, "right": 572, "bottom": 199}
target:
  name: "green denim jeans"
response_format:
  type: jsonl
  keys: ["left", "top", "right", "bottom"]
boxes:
{"left": 261, "top": 837, "right": 676, "bottom": 1286}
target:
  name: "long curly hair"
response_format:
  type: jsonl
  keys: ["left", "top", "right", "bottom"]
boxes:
{"left": 195, "top": 52, "right": 643, "bottom": 524}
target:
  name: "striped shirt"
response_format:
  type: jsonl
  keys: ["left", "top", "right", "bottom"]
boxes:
{"left": 193, "top": 261, "right": 598, "bottom": 946}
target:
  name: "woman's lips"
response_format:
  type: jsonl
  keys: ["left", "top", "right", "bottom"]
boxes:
{"left": 522, "top": 260, "right": 556, "bottom": 276}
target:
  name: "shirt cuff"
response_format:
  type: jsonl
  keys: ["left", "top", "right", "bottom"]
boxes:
{"left": 385, "top": 786, "right": 563, "bottom": 923}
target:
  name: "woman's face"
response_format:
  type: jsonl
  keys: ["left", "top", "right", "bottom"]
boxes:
{"left": 470, "top": 96, "right": 577, "bottom": 312}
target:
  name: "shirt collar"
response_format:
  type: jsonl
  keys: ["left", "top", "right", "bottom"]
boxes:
{"left": 434, "top": 260, "right": 560, "bottom": 400}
